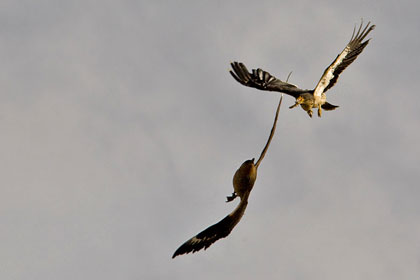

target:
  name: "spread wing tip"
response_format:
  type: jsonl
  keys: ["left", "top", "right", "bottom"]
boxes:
{"left": 172, "top": 237, "right": 213, "bottom": 258}
{"left": 350, "top": 20, "right": 376, "bottom": 43}
{"left": 229, "top": 69, "right": 245, "bottom": 85}
{"left": 172, "top": 214, "right": 236, "bottom": 258}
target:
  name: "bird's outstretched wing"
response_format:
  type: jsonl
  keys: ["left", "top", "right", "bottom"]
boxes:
{"left": 172, "top": 192, "right": 249, "bottom": 258}
{"left": 314, "top": 21, "right": 375, "bottom": 97}
{"left": 230, "top": 62, "right": 308, "bottom": 98}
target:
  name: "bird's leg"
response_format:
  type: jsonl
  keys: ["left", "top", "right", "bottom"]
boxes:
{"left": 289, "top": 96, "right": 304, "bottom": 109}
{"left": 289, "top": 102, "right": 299, "bottom": 109}
{"left": 317, "top": 105, "right": 322, "bottom": 117}
{"left": 226, "top": 192, "right": 237, "bottom": 202}
{"left": 307, "top": 109, "right": 313, "bottom": 118}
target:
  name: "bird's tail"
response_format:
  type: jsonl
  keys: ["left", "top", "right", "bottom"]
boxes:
{"left": 321, "top": 102, "right": 339, "bottom": 111}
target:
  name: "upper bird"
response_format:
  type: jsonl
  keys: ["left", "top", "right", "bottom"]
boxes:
{"left": 230, "top": 21, "right": 375, "bottom": 118}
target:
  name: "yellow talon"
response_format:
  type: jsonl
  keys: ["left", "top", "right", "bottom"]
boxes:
{"left": 289, "top": 96, "right": 304, "bottom": 109}
{"left": 307, "top": 110, "right": 313, "bottom": 118}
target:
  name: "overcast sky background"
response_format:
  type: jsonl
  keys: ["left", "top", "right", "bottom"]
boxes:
{"left": 1, "top": 0, "right": 420, "bottom": 279}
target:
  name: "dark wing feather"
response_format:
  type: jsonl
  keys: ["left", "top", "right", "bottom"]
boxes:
{"left": 230, "top": 62, "right": 309, "bottom": 98}
{"left": 172, "top": 193, "right": 249, "bottom": 258}
{"left": 314, "top": 21, "right": 375, "bottom": 96}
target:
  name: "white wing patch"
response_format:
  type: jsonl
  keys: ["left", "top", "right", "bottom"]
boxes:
{"left": 313, "top": 46, "right": 350, "bottom": 97}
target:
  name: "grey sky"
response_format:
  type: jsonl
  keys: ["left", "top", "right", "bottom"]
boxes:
{"left": 1, "top": 0, "right": 419, "bottom": 279}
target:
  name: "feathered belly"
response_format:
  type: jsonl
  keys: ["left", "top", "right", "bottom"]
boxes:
{"left": 233, "top": 165, "right": 257, "bottom": 196}
{"left": 311, "top": 95, "right": 326, "bottom": 108}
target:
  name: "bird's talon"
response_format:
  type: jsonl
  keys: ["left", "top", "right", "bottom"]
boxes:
{"left": 226, "top": 192, "right": 237, "bottom": 202}
{"left": 307, "top": 110, "right": 313, "bottom": 118}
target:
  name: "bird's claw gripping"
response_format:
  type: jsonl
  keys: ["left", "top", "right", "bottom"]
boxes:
{"left": 226, "top": 192, "right": 237, "bottom": 202}
{"left": 289, "top": 96, "right": 304, "bottom": 110}
{"left": 289, "top": 103, "right": 299, "bottom": 109}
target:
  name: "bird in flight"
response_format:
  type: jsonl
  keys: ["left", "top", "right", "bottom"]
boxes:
{"left": 172, "top": 94, "right": 284, "bottom": 258}
{"left": 230, "top": 21, "right": 375, "bottom": 118}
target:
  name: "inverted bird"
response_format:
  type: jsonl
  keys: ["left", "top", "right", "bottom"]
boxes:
{"left": 230, "top": 21, "right": 375, "bottom": 118}
{"left": 172, "top": 94, "right": 284, "bottom": 258}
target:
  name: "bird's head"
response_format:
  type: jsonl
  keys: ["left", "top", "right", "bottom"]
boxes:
{"left": 244, "top": 158, "right": 255, "bottom": 165}
{"left": 296, "top": 95, "right": 304, "bottom": 103}
{"left": 238, "top": 158, "right": 256, "bottom": 171}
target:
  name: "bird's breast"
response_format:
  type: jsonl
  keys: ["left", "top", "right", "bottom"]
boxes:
{"left": 232, "top": 162, "right": 257, "bottom": 197}
{"left": 312, "top": 94, "right": 327, "bottom": 108}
